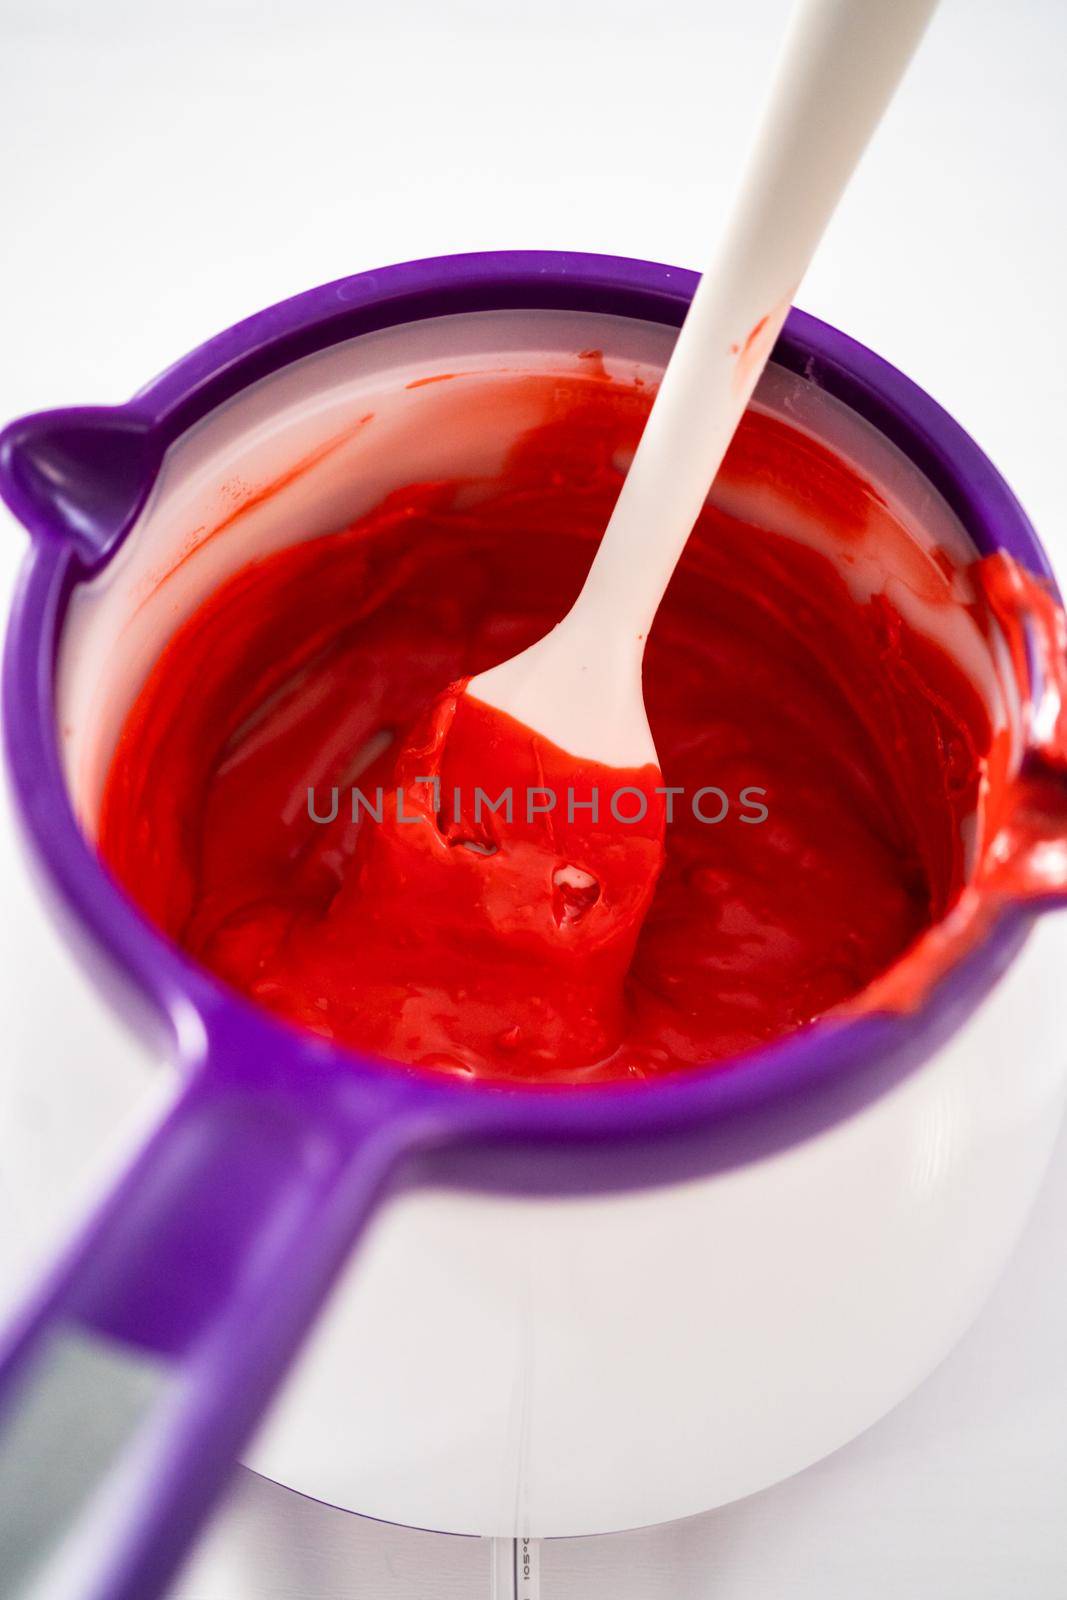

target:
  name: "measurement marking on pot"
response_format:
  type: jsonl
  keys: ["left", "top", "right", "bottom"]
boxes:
{"left": 514, "top": 1535, "right": 541, "bottom": 1598}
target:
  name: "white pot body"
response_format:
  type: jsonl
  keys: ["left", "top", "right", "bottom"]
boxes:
{"left": 15, "top": 306, "right": 1061, "bottom": 1539}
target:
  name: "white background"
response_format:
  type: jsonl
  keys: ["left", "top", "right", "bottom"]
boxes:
{"left": 1, "top": 0, "right": 1066, "bottom": 1594}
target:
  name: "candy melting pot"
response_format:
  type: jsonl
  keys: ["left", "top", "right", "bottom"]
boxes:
{"left": 3, "top": 280, "right": 1058, "bottom": 1600}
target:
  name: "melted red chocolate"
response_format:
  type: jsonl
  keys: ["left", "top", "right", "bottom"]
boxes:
{"left": 98, "top": 376, "right": 1066, "bottom": 1084}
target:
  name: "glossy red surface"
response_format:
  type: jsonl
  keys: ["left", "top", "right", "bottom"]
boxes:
{"left": 100, "top": 375, "right": 1064, "bottom": 1083}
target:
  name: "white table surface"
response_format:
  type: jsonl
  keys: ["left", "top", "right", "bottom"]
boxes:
{"left": 1, "top": 1, "right": 1065, "bottom": 1594}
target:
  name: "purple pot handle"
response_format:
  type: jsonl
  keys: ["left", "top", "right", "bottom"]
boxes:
{"left": 0, "top": 1061, "right": 424, "bottom": 1600}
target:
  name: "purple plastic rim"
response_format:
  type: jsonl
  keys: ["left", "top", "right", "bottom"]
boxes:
{"left": 0, "top": 249, "right": 1055, "bottom": 1196}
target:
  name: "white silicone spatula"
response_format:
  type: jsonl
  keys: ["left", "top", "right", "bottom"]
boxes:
{"left": 468, "top": 0, "right": 939, "bottom": 770}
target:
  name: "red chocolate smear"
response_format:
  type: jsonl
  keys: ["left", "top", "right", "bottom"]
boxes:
{"left": 405, "top": 374, "right": 457, "bottom": 390}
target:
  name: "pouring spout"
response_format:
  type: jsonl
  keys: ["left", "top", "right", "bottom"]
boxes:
{"left": 985, "top": 754, "right": 1067, "bottom": 911}
{"left": 970, "top": 550, "right": 1067, "bottom": 909}
{"left": 0, "top": 405, "right": 161, "bottom": 565}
